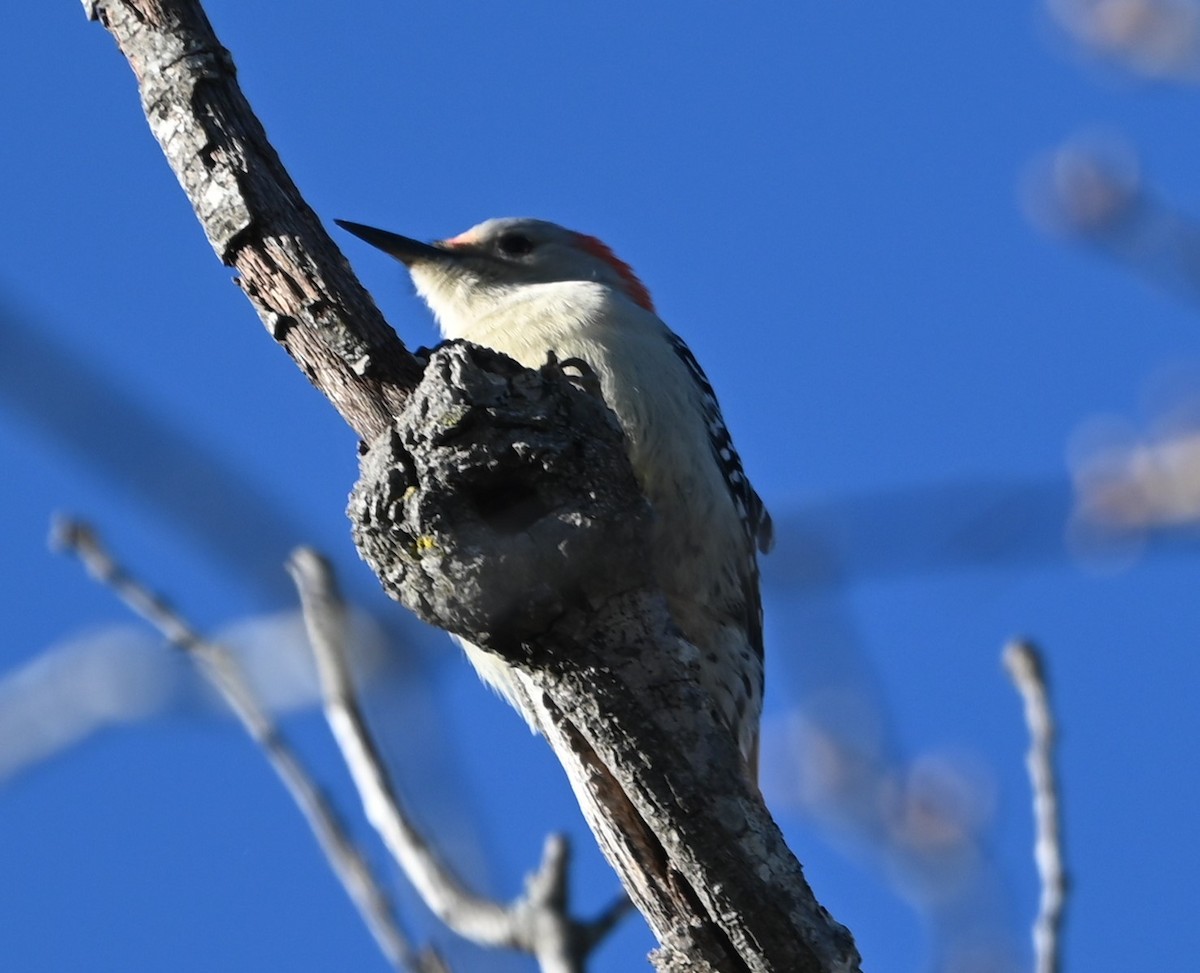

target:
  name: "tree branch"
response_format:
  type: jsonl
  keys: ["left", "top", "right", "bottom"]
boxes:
{"left": 83, "top": 0, "right": 420, "bottom": 440}
{"left": 287, "top": 547, "right": 632, "bottom": 973}
{"left": 82, "top": 2, "right": 860, "bottom": 969}
{"left": 350, "top": 343, "right": 860, "bottom": 973}
{"left": 1004, "top": 640, "right": 1068, "bottom": 973}
{"left": 51, "top": 518, "right": 420, "bottom": 973}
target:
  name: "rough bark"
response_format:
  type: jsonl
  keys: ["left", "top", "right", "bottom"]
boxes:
{"left": 350, "top": 342, "right": 860, "bottom": 973}
{"left": 83, "top": 0, "right": 419, "bottom": 441}
{"left": 84, "top": 2, "right": 862, "bottom": 970}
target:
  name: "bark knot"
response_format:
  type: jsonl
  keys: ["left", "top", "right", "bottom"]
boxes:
{"left": 349, "top": 340, "right": 654, "bottom": 653}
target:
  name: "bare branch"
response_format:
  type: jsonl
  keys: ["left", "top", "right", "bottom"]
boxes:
{"left": 288, "top": 547, "right": 630, "bottom": 973}
{"left": 1024, "top": 134, "right": 1200, "bottom": 311}
{"left": 81, "top": 1, "right": 859, "bottom": 967}
{"left": 1004, "top": 640, "right": 1068, "bottom": 973}
{"left": 51, "top": 518, "right": 419, "bottom": 973}
{"left": 82, "top": 0, "right": 421, "bottom": 440}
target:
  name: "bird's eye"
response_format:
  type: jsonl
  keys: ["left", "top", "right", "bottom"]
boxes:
{"left": 496, "top": 232, "right": 534, "bottom": 257}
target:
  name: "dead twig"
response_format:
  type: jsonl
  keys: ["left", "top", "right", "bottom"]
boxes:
{"left": 288, "top": 547, "right": 632, "bottom": 973}
{"left": 52, "top": 517, "right": 420, "bottom": 973}
{"left": 1004, "top": 640, "right": 1068, "bottom": 973}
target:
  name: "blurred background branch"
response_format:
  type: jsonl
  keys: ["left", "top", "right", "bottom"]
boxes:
{"left": 53, "top": 519, "right": 420, "bottom": 972}
{"left": 289, "top": 547, "right": 631, "bottom": 973}
{"left": 1004, "top": 641, "right": 1067, "bottom": 973}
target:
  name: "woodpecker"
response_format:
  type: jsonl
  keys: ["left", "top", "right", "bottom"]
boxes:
{"left": 337, "top": 217, "right": 773, "bottom": 772}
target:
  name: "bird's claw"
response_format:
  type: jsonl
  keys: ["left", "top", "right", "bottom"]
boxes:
{"left": 545, "top": 351, "right": 603, "bottom": 398}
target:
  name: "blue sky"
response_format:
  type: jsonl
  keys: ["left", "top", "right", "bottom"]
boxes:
{"left": 4, "top": 2, "right": 1200, "bottom": 971}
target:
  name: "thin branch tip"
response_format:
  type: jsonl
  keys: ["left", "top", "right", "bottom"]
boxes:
{"left": 524, "top": 832, "right": 571, "bottom": 906}
{"left": 1004, "top": 638, "right": 1047, "bottom": 685}
{"left": 286, "top": 544, "right": 332, "bottom": 580}
{"left": 48, "top": 514, "right": 88, "bottom": 553}
{"left": 1004, "top": 637, "right": 1067, "bottom": 973}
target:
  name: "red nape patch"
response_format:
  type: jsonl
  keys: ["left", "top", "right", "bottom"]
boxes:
{"left": 573, "top": 233, "right": 656, "bottom": 313}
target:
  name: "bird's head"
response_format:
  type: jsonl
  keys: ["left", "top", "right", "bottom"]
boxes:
{"left": 336, "top": 217, "right": 655, "bottom": 335}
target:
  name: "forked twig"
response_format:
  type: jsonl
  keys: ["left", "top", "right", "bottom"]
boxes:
{"left": 288, "top": 547, "right": 632, "bottom": 973}
{"left": 52, "top": 517, "right": 420, "bottom": 972}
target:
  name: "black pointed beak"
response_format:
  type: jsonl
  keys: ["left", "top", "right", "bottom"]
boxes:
{"left": 334, "top": 219, "right": 454, "bottom": 266}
